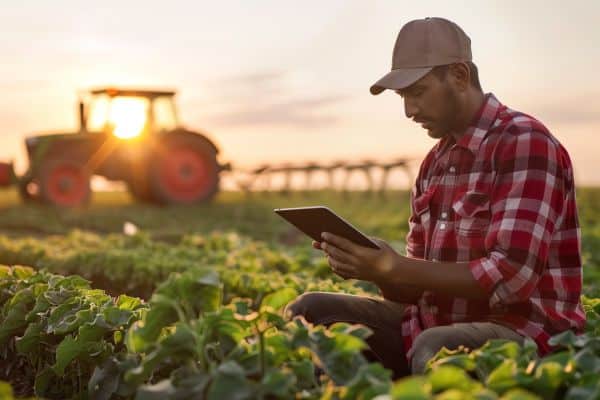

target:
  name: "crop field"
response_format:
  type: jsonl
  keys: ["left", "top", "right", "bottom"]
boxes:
{"left": 0, "top": 188, "right": 599, "bottom": 399}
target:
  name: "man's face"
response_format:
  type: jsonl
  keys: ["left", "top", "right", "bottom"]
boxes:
{"left": 396, "top": 69, "right": 460, "bottom": 139}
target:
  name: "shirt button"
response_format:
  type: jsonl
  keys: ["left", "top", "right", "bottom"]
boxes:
{"left": 441, "top": 212, "right": 448, "bottom": 219}
{"left": 439, "top": 223, "right": 446, "bottom": 230}
{"left": 449, "top": 166, "right": 456, "bottom": 173}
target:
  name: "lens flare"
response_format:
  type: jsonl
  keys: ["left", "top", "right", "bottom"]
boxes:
{"left": 108, "top": 98, "right": 148, "bottom": 139}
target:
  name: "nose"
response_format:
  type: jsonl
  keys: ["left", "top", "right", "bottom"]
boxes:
{"left": 404, "top": 98, "right": 419, "bottom": 119}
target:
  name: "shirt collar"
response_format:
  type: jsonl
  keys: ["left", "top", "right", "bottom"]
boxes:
{"left": 434, "top": 93, "right": 502, "bottom": 158}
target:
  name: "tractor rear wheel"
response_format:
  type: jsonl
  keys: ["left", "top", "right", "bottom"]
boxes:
{"left": 150, "top": 135, "right": 219, "bottom": 205}
{"left": 38, "top": 158, "right": 91, "bottom": 207}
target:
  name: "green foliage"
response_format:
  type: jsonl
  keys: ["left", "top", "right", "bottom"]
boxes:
{"left": 0, "top": 266, "right": 146, "bottom": 399}
{"left": 0, "top": 189, "right": 599, "bottom": 398}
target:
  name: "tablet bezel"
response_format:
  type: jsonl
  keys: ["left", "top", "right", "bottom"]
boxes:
{"left": 274, "top": 205, "right": 380, "bottom": 249}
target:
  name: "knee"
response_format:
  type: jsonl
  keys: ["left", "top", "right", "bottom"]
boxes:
{"left": 284, "top": 292, "right": 331, "bottom": 324}
{"left": 410, "top": 327, "right": 450, "bottom": 374}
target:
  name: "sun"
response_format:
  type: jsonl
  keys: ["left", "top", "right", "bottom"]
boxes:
{"left": 108, "top": 97, "right": 148, "bottom": 139}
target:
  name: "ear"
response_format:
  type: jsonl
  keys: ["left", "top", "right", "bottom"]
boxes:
{"left": 449, "top": 63, "right": 470, "bottom": 92}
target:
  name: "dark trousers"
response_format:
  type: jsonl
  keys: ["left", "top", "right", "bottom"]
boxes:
{"left": 285, "top": 291, "right": 524, "bottom": 378}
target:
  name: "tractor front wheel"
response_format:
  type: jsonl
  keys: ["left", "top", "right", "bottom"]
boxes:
{"left": 150, "top": 136, "right": 219, "bottom": 205}
{"left": 38, "top": 158, "right": 91, "bottom": 207}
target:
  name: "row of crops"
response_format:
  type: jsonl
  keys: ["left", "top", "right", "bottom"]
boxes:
{"left": 1, "top": 263, "right": 599, "bottom": 400}
{"left": 1, "top": 189, "right": 600, "bottom": 398}
{"left": 0, "top": 228, "right": 599, "bottom": 399}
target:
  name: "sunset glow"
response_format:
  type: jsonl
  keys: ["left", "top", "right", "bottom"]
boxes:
{"left": 1, "top": 1, "right": 599, "bottom": 187}
{"left": 108, "top": 98, "right": 148, "bottom": 139}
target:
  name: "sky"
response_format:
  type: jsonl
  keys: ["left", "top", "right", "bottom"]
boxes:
{"left": 1, "top": 0, "right": 599, "bottom": 189}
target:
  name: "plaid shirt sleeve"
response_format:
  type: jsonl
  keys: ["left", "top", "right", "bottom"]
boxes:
{"left": 469, "top": 127, "right": 569, "bottom": 308}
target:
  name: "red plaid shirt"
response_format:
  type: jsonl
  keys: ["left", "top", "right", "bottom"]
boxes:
{"left": 402, "top": 93, "right": 586, "bottom": 358}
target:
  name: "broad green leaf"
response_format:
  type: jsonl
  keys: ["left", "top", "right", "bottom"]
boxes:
{"left": 0, "top": 265, "right": 12, "bottom": 278}
{"left": 428, "top": 354, "right": 476, "bottom": 372}
{"left": 564, "top": 383, "right": 600, "bottom": 400}
{"left": 0, "top": 287, "right": 36, "bottom": 346}
{"left": 15, "top": 321, "right": 43, "bottom": 356}
{"left": 528, "top": 362, "right": 564, "bottom": 399}
{"left": 288, "top": 359, "right": 317, "bottom": 390}
{"left": 125, "top": 323, "right": 197, "bottom": 385}
{"left": 389, "top": 376, "right": 430, "bottom": 399}
{"left": 548, "top": 330, "right": 587, "bottom": 349}
{"left": 206, "top": 361, "right": 256, "bottom": 400}
{"left": 12, "top": 265, "right": 35, "bottom": 279}
{"left": 429, "top": 366, "right": 475, "bottom": 393}
{"left": 259, "top": 287, "right": 298, "bottom": 313}
{"left": 88, "top": 357, "right": 121, "bottom": 400}
{"left": 55, "top": 274, "right": 91, "bottom": 290}
{"left": 102, "top": 305, "right": 135, "bottom": 328}
{"left": 0, "top": 381, "right": 14, "bottom": 398}
{"left": 260, "top": 368, "right": 296, "bottom": 398}
{"left": 25, "top": 293, "right": 51, "bottom": 323}
{"left": 53, "top": 322, "right": 107, "bottom": 376}
{"left": 341, "top": 362, "right": 392, "bottom": 400}
{"left": 125, "top": 304, "right": 176, "bottom": 352}
{"left": 168, "top": 369, "right": 211, "bottom": 399}
{"left": 572, "top": 347, "right": 600, "bottom": 373}
{"left": 434, "top": 389, "right": 474, "bottom": 400}
{"left": 486, "top": 359, "right": 518, "bottom": 394}
{"left": 500, "top": 388, "right": 542, "bottom": 400}
{"left": 117, "top": 294, "right": 143, "bottom": 311}
{"left": 46, "top": 298, "right": 84, "bottom": 334}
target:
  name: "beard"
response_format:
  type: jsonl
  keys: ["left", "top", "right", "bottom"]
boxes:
{"left": 426, "top": 85, "right": 460, "bottom": 139}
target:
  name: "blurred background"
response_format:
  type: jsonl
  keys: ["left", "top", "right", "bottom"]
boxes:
{"left": 1, "top": 0, "right": 599, "bottom": 192}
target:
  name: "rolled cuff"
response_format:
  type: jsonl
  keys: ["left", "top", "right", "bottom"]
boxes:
{"left": 468, "top": 255, "right": 506, "bottom": 309}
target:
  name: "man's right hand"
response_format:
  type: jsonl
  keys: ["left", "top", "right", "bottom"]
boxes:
{"left": 313, "top": 240, "right": 423, "bottom": 303}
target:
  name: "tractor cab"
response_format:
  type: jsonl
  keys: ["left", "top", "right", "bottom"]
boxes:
{"left": 80, "top": 88, "right": 179, "bottom": 139}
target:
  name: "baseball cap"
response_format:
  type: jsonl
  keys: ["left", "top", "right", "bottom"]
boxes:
{"left": 370, "top": 17, "right": 472, "bottom": 95}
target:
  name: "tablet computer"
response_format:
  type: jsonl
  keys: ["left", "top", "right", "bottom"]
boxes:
{"left": 274, "top": 206, "right": 380, "bottom": 249}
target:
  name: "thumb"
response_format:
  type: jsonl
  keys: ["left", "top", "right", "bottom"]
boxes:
{"left": 369, "top": 237, "right": 389, "bottom": 248}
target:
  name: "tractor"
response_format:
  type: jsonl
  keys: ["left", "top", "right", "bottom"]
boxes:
{"left": 0, "top": 88, "right": 229, "bottom": 206}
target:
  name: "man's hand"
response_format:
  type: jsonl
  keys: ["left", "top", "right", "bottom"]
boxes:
{"left": 314, "top": 232, "right": 398, "bottom": 284}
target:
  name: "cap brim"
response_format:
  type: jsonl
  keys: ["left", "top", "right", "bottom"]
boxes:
{"left": 370, "top": 67, "right": 433, "bottom": 95}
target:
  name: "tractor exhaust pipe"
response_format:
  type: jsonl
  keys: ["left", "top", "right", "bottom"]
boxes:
{"left": 78, "top": 100, "right": 86, "bottom": 132}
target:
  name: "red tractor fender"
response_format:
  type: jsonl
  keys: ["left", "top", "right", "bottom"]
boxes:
{"left": 160, "top": 128, "right": 220, "bottom": 155}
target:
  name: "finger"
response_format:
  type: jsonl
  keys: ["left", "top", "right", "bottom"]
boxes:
{"left": 321, "top": 232, "right": 361, "bottom": 255}
{"left": 312, "top": 241, "right": 323, "bottom": 250}
{"left": 321, "top": 242, "right": 359, "bottom": 265}
{"left": 328, "top": 257, "right": 357, "bottom": 278}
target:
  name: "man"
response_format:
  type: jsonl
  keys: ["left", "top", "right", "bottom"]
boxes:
{"left": 285, "top": 17, "right": 586, "bottom": 377}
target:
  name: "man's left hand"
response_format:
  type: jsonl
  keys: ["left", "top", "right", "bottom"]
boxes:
{"left": 316, "top": 232, "right": 399, "bottom": 283}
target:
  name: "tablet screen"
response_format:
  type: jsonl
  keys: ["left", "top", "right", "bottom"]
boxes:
{"left": 274, "top": 206, "right": 380, "bottom": 249}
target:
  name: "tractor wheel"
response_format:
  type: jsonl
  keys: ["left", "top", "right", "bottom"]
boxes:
{"left": 38, "top": 158, "right": 91, "bottom": 207}
{"left": 150, "top": 135, "right": 219, "bottom": 205}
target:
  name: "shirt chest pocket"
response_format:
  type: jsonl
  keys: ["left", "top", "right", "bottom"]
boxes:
{"left": 452, "top": 191, "right": 491, "bottom": 238}
{"left": 413, "top": 190, "right": 434, "bottom": 233}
